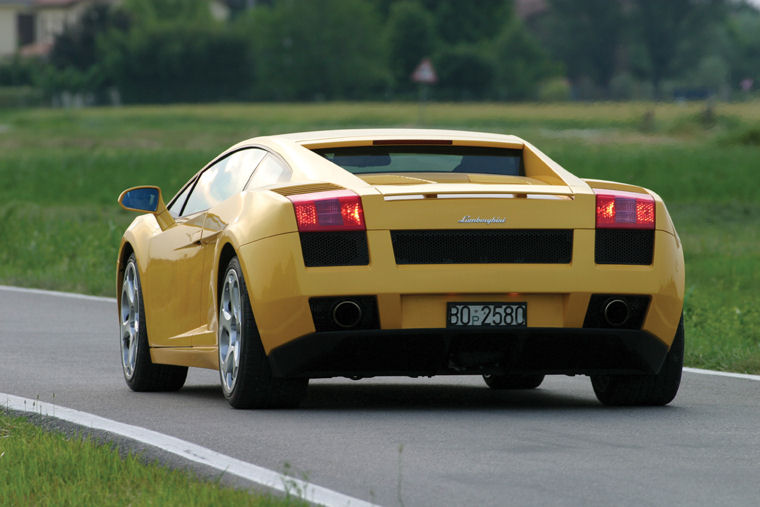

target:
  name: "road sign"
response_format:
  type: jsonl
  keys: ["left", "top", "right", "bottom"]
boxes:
{"left": 411, "top": 58, "right": 437, "bottom": 84}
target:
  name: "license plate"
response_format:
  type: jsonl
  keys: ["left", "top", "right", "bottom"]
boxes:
{"left": 447, "top": 302, "right": 527, "bottom": 328}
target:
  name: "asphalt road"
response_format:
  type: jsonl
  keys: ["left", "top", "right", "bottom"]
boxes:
{"left": 1, "top": 286, "right": 759, "bottom": 506}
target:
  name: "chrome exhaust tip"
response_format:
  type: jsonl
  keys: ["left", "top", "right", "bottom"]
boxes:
{"left": 604, "top": 298, "right": 630, "bottom": 327}
{"left": 332, "top": 300, "right": 362, "bottom": 328}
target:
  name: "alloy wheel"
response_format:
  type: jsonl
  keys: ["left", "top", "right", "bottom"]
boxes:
{"left": 120, "top": 262, "right": 139, "bottom": 379}
{"left": 219, "top": 269, "right": 242, "bottom": 395}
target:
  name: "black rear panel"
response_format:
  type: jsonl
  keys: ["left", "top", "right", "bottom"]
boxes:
{"left": 595, "top": 229, "right": 654, "bottom": 265}
{"left": 300, "top": 231, "right": 369, "bottom": 267}
{"left": 391, "top": 229, "right": 573, "bottom": 264}
{"left": 583, "top": 294, "right": 651, "bottom": 329}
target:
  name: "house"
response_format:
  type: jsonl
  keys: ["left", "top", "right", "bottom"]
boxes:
{"left": 0, "top": 0, "right": 232, "bottom": 59}
{"left": 0, "top": 0, "right": 106, "bottom": 58}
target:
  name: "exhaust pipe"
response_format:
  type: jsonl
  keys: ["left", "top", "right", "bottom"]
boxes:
{"left": 604, "top": 299, "right": 630, "bottom": 327}
{"left": 332, "top": 300, "right": 362, "bottom": 328}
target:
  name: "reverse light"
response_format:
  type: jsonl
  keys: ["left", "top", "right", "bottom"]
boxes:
{"left": 288, "top": 190, "right": 366, "bottom": 232}
{"left": 594, "top": 190, "right": 655, "bottom": 229}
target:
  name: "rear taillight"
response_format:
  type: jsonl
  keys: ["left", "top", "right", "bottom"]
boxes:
{"left": 594, "top": 190, "right": 655, "bottom": 229}
{"left": 288, "top": 190, "right": 366, "bottom": 232}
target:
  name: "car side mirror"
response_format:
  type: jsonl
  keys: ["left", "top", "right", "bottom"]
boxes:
{"left": 119, "top": 186, "right": 160, "bottom": 212}
{"left": 118, "top": 186, "right": 175, "bottom": 230}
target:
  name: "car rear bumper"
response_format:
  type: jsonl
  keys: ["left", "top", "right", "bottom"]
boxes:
{"left": 239, "top": 228, "right": 684, "bottom": 354}
{"left": 267, "top": 327, "right": 669, "bottom": 379}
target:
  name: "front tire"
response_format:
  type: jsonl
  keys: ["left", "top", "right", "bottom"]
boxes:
{"left": 120, "top": 254, "right": 187, "bottom": 392}
{"left": 591, "top": 315, "right": 684, "bottom": 406}
{"left": 218, "top": 256, "right": 307, "bottom": 409}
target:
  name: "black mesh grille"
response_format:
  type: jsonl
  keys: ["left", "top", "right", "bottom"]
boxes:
{"left": 391, "top": 229, "right": 572, "bottom": 264}
{"left": 595, "top": 229, "right": 654, "bottom": 265}
{"left": 300, "top": 231, "right": 369, "bottom": 267}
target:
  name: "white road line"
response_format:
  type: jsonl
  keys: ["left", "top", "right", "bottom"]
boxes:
{"left": 1, "top": 393, "right": 374, "bottom": 507}
{"left": 684, "top": 367, "right": 760, "bottom": 382}
{"left": 0, "top": 285, "right": 115, "bottom": 303}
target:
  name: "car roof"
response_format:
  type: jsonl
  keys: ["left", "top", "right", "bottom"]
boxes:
{"left": 270, "top": 128, "right": 524, "bottom": 145}
{"left": 215, "top": 129, "right": 533, "bottom": 189}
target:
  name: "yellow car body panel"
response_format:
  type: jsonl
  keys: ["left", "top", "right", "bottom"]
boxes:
{"left": 117, "top": 128, "right": 684, "bottom": 384}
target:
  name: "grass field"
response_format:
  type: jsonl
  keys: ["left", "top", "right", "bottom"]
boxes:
{"left": 0, "top": 101, "right": 758, "bottom": 372}
{"left": 0, "top": 412, "right": 304, "bottom": 506}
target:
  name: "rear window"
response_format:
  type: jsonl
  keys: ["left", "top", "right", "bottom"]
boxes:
{"left": 314, "top": 146, "right": 523, "bottom": 176}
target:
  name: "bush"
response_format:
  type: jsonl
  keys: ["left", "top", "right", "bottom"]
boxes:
{"left": 537, "top": 78, "right": 571, "bottom": 102}
{"left": 0, "top": 87, "right": 44, "bottom": 108}
{"left": 102, "top": 25, "right": 255, "bottom": 103}
{"left": 0, "top": 56, "right": 44, "bottom": 87}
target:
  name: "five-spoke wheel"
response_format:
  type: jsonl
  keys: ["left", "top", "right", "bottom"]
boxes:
{"left": 119, "top": 254, "right": 187, "bottom": 392}
{"left": 218, "top": 268, "right": 242, "bottom": 396}
{"left": 218, "top": 256, "right": 307, "bottom": 409}
{"left": 120, "top": 260, "right": 140, "bottom": 381}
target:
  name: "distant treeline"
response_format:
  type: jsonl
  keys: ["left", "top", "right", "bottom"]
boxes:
{"left": 1, "top": 0, "right": 759, "bottom": 104}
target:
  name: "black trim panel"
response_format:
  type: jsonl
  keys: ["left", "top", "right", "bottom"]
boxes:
{"left": 391, "top": 229, "right": 573, "bottom": 264}
{"left": 595, "top": 229, "right": 654, "bottom": 265}
{"left": 268, "top": 327, "right": 668, "bottom": 379}
{"left": 300, "top": 231, "right": 369, "bottom": 267}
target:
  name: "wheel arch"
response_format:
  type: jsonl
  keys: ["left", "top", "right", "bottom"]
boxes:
{"left": 115, "top": 221, "right": 154, "bottom": 308}
{"left": 216, "top": 242, "right": 239, "bottom": 308}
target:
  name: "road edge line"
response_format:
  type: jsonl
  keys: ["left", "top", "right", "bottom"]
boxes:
{"left": 1, "top": 393, "right": 374, "bottom": 507}
{"left": 0, "top": 285, "right": 116, "bottom": 303}
{"left": 683, "top": 367, "right": 760, "bottom": 382}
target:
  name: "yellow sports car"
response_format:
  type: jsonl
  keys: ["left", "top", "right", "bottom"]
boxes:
{"left": 117, "top": 129, "right": 684, "bottom": 408}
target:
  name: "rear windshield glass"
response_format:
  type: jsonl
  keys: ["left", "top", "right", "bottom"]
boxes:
{"left": 314, "top": 146, "right": 523, "bottom": 176}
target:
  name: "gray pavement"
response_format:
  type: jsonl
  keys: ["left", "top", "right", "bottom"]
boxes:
{"left": 1, "top": 287, "right": 759, "bottom": 506}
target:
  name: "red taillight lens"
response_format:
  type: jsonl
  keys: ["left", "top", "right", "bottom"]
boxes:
{"left": 594, "top": 190, "right": 655, "bottom": 229}
{"left": 288, "top": 190, "right": 366, "bottom": 232}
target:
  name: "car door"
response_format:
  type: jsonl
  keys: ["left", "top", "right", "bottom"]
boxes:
{"left": 141, "top": 206, "right": 206, "bottom": 348}
{"left": 189, "top": 148, "right": 268, "bottom": 347}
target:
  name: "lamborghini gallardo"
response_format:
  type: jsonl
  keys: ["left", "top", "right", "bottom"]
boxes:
{"left": 117, "top": 129, "right": 685, "bottom": 408}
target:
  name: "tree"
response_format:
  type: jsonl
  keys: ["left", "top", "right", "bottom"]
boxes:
{"left": 539, "top": 0, "right": 624, "bottom": 96}
{"left": 434, "top": 44, "right": 495, "bottom": 100}
{"left": 724, "top": 5, "right": 760, "bottom": 87}
{"left": 420, "top": 0, "right": 512, "bottom": 45}
{"left": 241, "top": 0, "right": 389, "bottom": 100}
{"left": 46, "top": 2, "right": 130, "bottom": 96}
{"left": 631, "top": 0, "right": 727, "bottom": 97}
{"left": 493, "top": 20, "right": 562, "bottom": 100}
{"left": 387, "top": 1, "right": 436, "bottom": 94}
{"left": 50, "top": 3, "right": 130, "bottom": 72}
{"left": 122, "top": 0, "right": 213, "bottom": 26}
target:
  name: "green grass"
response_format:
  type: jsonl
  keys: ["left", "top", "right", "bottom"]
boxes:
{"left": 0, "top": 101, "right": 758, "bottom": 372}
{"left": 0, "top": 412, "right": 304, "bottom": 506}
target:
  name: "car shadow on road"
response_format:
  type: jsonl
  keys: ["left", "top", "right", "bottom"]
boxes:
{"left": 172, "top": 380, "right": 685, "bottom": 413}
{"left": 299, "top": 382, "right": 601, "bottom": 411}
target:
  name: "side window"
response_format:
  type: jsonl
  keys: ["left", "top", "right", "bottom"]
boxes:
{"left": 167, "top": 181, "right": 193, "bottom": 216}
{"left": 181, "top": 148, "right": 266, "bottom": 216}
{"left": 247, "top": 154, "right": 292, "bottom": 189}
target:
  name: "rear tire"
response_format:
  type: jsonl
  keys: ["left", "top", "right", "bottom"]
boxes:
{"left": 591, "top": 315, "right": 684, "bottom": 406}
{"left": 483, "top": 373, "right": 545, "bottom": 390}
{"left": 218, "top": 256, "right": 308, "bottom": 409}
{"left": 120, "top": 254, "right": 187, "bottom": 392}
